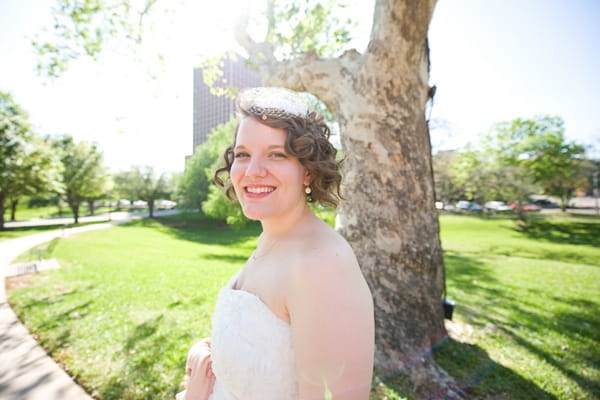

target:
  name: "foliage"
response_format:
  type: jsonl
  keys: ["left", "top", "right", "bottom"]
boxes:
{"left": 489, "top": 116, "right": 586, "bottom": 209}
{"left": 129, "top": 166, "right": 172, "bottom": 217}
{"left": 112, "top": 170, "right": 138, "bottom": 205}
{"left": 32, "top": 0, "right": 162, "bottom": 78}
{"left": 177, "top": 118, "right": 236, "bottom": 210}
{"left": 8, "top": 214, "right": 600, "bottom": 399}
{"left": 450, "top": 146, "right": 538, "bottom": 207}
{"left": 0, "top": 92, "right": 63, "bottom": 229}
{"left": 432, "top": 150, "right": 464, "bottom": 204}
{"left": 33, "top": 0, "right": 355, "bottom": 78}
{"left": 266, "top": 0, "right": 355, "bottom": 60}
{"left": 438, "top": 116, "right": 587, "bottom": 219}
{"left": 197, "top": 52, "right": 245, "bottom": 99}
{"left": 51, "top": 134, "right": 108, "bottom": 223}
{"left": 201, "top": 184, "right": 247, "bottom": 229}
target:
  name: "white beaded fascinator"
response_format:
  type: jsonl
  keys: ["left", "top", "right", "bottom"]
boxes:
{"left": 238, "top": 87, "right": 309, "bottom": 120}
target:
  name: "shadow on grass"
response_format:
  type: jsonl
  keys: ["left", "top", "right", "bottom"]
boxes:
{"left": 16, "top": 285, "right": 93, "bottom": 311}
{"left": 443, "top": 252, "right": 600, "bottom": 399}
{"left": 433, "top": 338, "right": 557, "bottom": 400}
{"left": 514, "top": 219, "right": 600, "bottom": 247}
{"left": 443, "top": 251, "right": 502, "bottom": 304}
{"left": 370, "top": 337, "right": 556, "bottom": 399}
{"left": 99, "top": 315, "right": 190, "bottom": 400}
{"left": 120, "top": 214, "right": 261, "bottom": 247}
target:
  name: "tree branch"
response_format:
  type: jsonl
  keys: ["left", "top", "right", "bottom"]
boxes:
{"left": 234, "top": 7, "right": 277, "bottom": 66}
{"left": 234, "top": 8, "right": 361, "bottom": 117}
{"left": 368, "top": 0, "right": 437, "bottom": 61}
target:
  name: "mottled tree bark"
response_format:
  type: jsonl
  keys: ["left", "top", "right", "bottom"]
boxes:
{"left": 238, "top": 0, "right": 459, "bottom": 396}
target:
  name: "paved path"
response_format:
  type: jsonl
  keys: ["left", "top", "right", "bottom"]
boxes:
{"left": 0, "top": 211, "right": 178, "bottom": 400}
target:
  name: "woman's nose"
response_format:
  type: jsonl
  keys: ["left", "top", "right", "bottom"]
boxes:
{"left": 245, "top": 156, "right": 267, "bottom": 177}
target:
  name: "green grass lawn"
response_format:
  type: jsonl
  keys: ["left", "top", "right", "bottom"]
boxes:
{"left": 435, "top": 216, "right": 599, "bottom": 399}
{"left": 6, "top": 213, "right": 600, "bottom": 399}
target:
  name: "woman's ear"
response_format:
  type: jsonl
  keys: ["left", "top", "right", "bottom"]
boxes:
{"left": 303, "top": 170, "right": 311, "bottom": 187}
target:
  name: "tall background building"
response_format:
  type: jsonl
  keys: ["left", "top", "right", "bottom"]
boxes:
{"left": 192, "top": 55, "right": 261, "bottom": 153}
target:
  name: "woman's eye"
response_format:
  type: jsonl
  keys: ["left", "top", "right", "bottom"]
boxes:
{"left": 234, "top": 152, "right": 249, "bottom": 158}
{"left": 270, "top": 152, "right": 288, "bottom": 159}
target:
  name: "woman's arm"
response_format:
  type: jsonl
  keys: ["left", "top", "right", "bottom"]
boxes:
{"left": 287, "top": 247, "right": 375, "bottom": 400}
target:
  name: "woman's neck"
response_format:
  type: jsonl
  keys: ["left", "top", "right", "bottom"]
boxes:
{"left": 259, "top": 202, "right": 315, "bottom": 239}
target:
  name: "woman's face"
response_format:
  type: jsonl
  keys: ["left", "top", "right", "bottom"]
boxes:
{"left": 230, "top": 116, "right": 309, "bottom": 221}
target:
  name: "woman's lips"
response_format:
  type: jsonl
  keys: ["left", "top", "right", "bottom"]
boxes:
{"left": 244, "top": 185, "right": 276, "bottom": 198}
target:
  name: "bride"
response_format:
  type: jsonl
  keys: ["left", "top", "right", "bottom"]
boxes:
{"left": 178, "top": 87, "right": 374, "bottom": 400}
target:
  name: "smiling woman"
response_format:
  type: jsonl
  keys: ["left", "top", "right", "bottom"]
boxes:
{"left": 178, "top": 87, "right": 375, "bottom": 400}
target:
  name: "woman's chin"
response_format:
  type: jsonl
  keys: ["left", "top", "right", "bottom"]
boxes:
{"left": 241, "top": 206, "right": 269, "bottom": 221}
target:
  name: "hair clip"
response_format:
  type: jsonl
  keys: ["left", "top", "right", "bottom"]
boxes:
{"left": 240, "top": 87, "right": 309, "bottom": 118}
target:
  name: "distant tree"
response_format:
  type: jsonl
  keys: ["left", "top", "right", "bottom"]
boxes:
{"left": 450, "top": 146, "right": 538, "bottom": 208}
{"left": 113, "top": 170, "right": 138, "bottom": 208}
{"left": 177, "top": 118, "right": 237, "bottom": 210}
{"left": 490, "top": 116, "right": 585, "bottom": 211}
{"left": 6, "top": 136, "right": 63, "bottom": 221}
{"left": 130, "top": 166, "right": 171, "bottom": 218}
{"left": 52, "top": 135, "right": 107, "bottom": 223}
{"left": 432, "top": 150, "right": 464, "bottom": 205}
{"left": 0, "top": 92, "right": 62, "bottom": 229}
{"left": 577, "top": 158, "right": 600, "bottom": 196}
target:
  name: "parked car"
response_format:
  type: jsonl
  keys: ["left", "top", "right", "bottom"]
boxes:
{"left": 508, "top": 202, "right": 542, "bottom": 212}
{"left": 484, "top": 201, "right": 513, "bottom": 212}
{"left": 118, "top": 199, "right": 132, "bottom": 209}
{"left": 132, "top": 200, "right": 148, "bottom": 209}
{"left": 531, "top": 198, "right": 559, "bottom": 208}
{"left": 456, "top": 200, "right": 483, "bottom": 211}
{"left": 156, "top": 199, "right": 177, "bottom": 209}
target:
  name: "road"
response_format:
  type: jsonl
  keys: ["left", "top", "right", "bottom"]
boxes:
{"left": 4, "top": 209, "right": 180, "bottom": 229}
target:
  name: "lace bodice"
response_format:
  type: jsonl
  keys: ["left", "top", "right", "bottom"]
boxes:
{"left": 208, "top": 274, "right": 299, "bottom": 400}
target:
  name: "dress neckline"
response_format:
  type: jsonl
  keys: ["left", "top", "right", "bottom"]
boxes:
{"left": 226, "top": 274, "right": 291, "bottom": 327}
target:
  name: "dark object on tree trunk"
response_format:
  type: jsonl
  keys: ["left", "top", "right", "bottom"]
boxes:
{"left": 443, "top": 298, "right": 455, "bottom": 320}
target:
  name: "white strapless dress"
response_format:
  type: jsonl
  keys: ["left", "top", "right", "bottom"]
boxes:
{"left": 208, "top": 274, "right": 299, "bottom": 399}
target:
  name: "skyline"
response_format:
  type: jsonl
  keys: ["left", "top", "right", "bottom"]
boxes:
{"left": 1, "top": 0, "right": 599, "bottom": 174}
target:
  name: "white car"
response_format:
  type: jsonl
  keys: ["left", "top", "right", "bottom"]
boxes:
{"left": 132, "top": 200, "right": 148, "bottom": 209}
{"left": 484, "top": 201, "right": 513, "bottom": 212}
{"left": 156, "top": 199, "right": 177, "bottom": 209}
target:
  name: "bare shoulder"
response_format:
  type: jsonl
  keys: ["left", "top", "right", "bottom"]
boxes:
{"left": 292, "top": 221, "right": 362, "bottom": 287}
{"left": 286, "top": 219, "right": 372, "bottom": 309}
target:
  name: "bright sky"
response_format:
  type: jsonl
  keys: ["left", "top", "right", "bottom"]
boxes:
{"left": 1, "top": 0, "right": 599, "bottom": 174}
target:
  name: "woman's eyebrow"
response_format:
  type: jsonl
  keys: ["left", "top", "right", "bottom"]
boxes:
{"left": 234, "top": 144, "right": 285, "bottom": 150}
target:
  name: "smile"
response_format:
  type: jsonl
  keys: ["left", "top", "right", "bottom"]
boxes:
{"left": 245, "top": 186, "right": 275, "bottom": 194}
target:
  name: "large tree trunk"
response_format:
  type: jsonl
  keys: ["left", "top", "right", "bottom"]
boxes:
{"left": 335, "top": 70, "right": 454, "bottom": 398}
{"left": 237, "top": 0, "right": 460, "bottom": 396}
